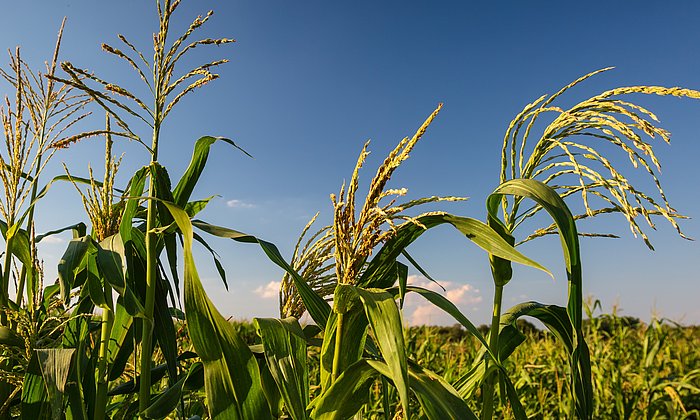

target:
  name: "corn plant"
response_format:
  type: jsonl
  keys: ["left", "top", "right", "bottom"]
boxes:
{"left": 0, "top": 20, "right": 97, "bottom": 415}
{"left": 471, "top": 69, "right": 700, "bottom": 419}
{"left": 48, "top": 0, "right": 238, "bottom": 414}
{"left": 1, "top": 0, "right": 698, "bottom": 418}
{"left": 0, "top": 20, "right": 91, "bottom": 322}
{"left": 211, "top": 105, "right": 553, "bottom": 419}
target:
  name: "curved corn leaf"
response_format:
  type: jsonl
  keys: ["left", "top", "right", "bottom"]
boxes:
{"left": 119, "top": 166, "right": 148, "bottom": 244}
{"left": 253, "top": 317, "right": 309, "bottom": 420}
{"left": 404, "top": 286, "right": 492, "bottom": 357}
{"left": 193, "top": 232, "right": 228, "bottom": 290}
{"left": 501, "top": 371, "right": 527, "bottom": 420}
{"left": 487, "top": 178, "right": 592, "bottom": 418}
{"left": 451, "top": 325, "right": 525, "bottom": 399}
{"left": 163, "top": 202, "right": 271, "bottom": 420}
{"left": 154, "top": 273, "right": 180, "bottom": 385}
{"left": 258, "top": 357, "right": 284, "bottom": 417}
{"left": 164, "top": 231, "right": 181, "bottom": 296}
{"left": 173, "top": 136, "right": 251, "bottom": 207}
{"left": 185, "top": 196, "right": 216, "bottom": 218}
{"left": 0, "top": 220, "right": 33, "bottom": 268}
{"left": 142, "top": 361, "right": 204, "bottom": 419}
{"left": 192, "top": 219, "right": 332, "bottom": 328}
{"left": 404, "top": 285, "right": 529, "bottom": 411}
{"left": 142, "top": 375, "right": 188, "bottom": 419}
{"left": 96, "top": 234, "right": 126, "bottom": 294}
{"left": 57, "top": 237, "right": 91, "bottom": 303}
{"left": 368, "top": 360, "right": 478, "bottom": 420}
{"left": 319, "top": 287, "right": 368, "bottom": 392}
{"left": 309, "top": 359, "right": 378, "bottom": 420}
{"left": 85, "top": 252, "right": 107, "bottom": 309}
{"left": 502, "top": 302, "right": 573, "bottom": 351}
{"left": 108, "top": 302, "right": 134, "bottom": 381}
{"left": 36, "top": 349, "right": 76, "bottom": 420}
{"left": 35, "top": 222, "right": 87, "bottom": 243}
{"left": 355, "top": 287, "right": 409, "bottom": 416}
{"left": 108, "top": 352, "right": 199, "bottom": 397}
{"left": 359, "top": 213, "right": 550, "bottom": 289}
{"left": 21, "top": 352, "right": 48, "bottom": 419}
{"left": 501, "top": 301, "right": 592, "bottom": 418}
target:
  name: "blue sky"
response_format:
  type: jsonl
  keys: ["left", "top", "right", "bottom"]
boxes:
{"left": 2, "top": 1, "right": 699, "bottom": 325}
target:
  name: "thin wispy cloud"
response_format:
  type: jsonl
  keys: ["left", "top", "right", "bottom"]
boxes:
{"left": 226, "top": 199, "right": 256, "bottom": 209}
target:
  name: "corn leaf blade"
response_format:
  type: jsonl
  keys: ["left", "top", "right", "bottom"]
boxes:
{"left": 163, "top": 202, "right": 271, "bottom": 420}
{"left": 253, "top": 317, "right": 309, "bottom": 420}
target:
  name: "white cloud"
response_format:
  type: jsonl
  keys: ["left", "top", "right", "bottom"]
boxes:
{"left": 446, "top": 284, "right": 482, "bottom": 306}
{"left": 226, "top": 199, "right": 256, "bottom": 209}
{"left": 39, "top": 236, "right": 65, "bottom": 244}
{"left": 254, "top": 281, "right": 280, "bottom": 299}
{"left": 410, "top": 304, "right": 443, "bottom": 326}
{"left": 403, "top": 274, "right": 482, "bottom": 326}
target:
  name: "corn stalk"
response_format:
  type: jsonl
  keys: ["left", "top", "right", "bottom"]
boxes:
{"left": 49, "top": 0, "right": 234, "bottom": 414}
{"left": 479, "top": 69, "right": 700, "bottom": 419}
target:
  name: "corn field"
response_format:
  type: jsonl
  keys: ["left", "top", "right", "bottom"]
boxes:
{"left": 0, "top": 1, "right": 698, "bottom": 419}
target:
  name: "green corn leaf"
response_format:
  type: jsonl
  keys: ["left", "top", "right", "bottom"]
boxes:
{"left": 35, "top": 222, "right": 87, "bottom": 243}
{"left": 0, "top": 220, "right": 32, "bottom": 268}
{"left": 64, "top": 354, "right": 89, "bottom": 420}
{"left": 120, "top": 286, "right": 146, "bottom": 318}
{"left": 502, "top": 302, "right": 573, "bottom": 352}
{"left": 258, "top": 358, "right": 284, "bottom": 418}
{"left": 119, "top": 166, "right": 148, "bottom": 244}
{"left": 85, "top": 252, "right": 108, "bottom": 309}
{"left": 36, "top": 348, "right": 76, "bottom": 420}
{"left": 185, "top": 196, "right": 216, "bottom": 217}
{"left": 56, "top": 236, "right": 91, "bottom": 303}
{"left": 184, "top": 361, "right": 205, "bottom": 391}
{"left": 193, "top": 232, "right": 228, "bottom": 290}
{"left": 453, "top": 359, "right": 490, "bottom": 400}
{"left": 254, "top": 317, "right": 309, "bottom": 420}
{"left": 21, "top": 352, "right": 48, "bottom": 419}
{"left": 451, "top": 325, "right": 525, "bottom": 400}
{"left": 108, "top": 302, "right": 134, "bottom": 381}
{"left": 192, "top": 219, "right": 332, "bottom": 328}
{"left": 164, "top": 231, "right": 181, "bottom": 296}
{"left": 310, "top": 359, "right": 378, "bottom": 420}
{"left": 496, "top": 324, "right": 527, "bottom": 360}
{"left": 109, "top": 353, "right": 199, "bottom": 397}
{"left": 355, "top": 287, "right": 409, "bottom": 416}
{"left": 142, "top": 374, "right": 188, "bottom": 419}
{"left": 97, "top": 234, "right": 126, "bottom": 294}
{"left": 487, "top": 178, "right": 592, "bottom": 418}
{"left": 404, "top": 286, "right": 492, "bottom": 357}
{"left": 359, "top": 213, "right": 550, "bottom": 289}
{"left": 42, "top": 284, "right": 60, "bottom": 310}
{"left": 154, "top": 273, "right": 180, "bottom": 385}
{"left": 368, "top": 360, "right": 478, "bottom": 420}
{"left": 163, "top": 202, "right": 271, "bottom": 420}
{"left": 62, "top": 288, "right": 94, "bottom": 349}
{"left": 501, "top": 301, "right": 592, "bottom": 418}
{"left": 401, "top": 250, "right": 442, "bottom": 291}
{"left": 142, "top": 362, "right": 206, "bottom": 419}
{"left": 172, "top": 136, "right": 251, "bottom": 207}
{"left": 396, "top": 261, "right": 408, "bottom": 309}
{"left": 319, "top": 289, "right": 368, "bottom": 392}
{"left": 501, "top": 371, "right": 527, "bottom": 420}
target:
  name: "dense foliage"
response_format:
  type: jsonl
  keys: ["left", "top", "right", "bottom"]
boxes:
{"left": 218, "top": 314, "right": 700, "bottom": 419}
{"left": 0, "top": 1, "right": 697, "bottom": 419}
